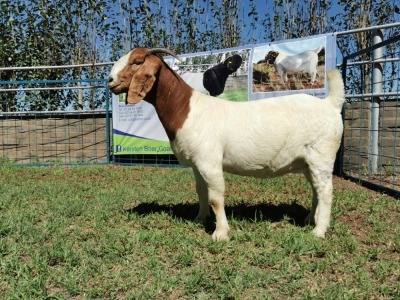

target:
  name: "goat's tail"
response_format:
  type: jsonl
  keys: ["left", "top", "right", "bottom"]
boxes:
{"left": 326, "top": 69, "right": 345, "bottom": 109}
{"left": 314, "top": 45, "right": 323, "bottom": 54}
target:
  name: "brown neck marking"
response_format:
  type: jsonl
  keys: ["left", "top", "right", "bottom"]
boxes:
{"left": 145, "top": 61, "right": 193, "bottom": 141}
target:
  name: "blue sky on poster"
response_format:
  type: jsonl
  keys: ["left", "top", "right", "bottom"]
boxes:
{"left": 252, "top": 35, "right": 327, "bottom": 63}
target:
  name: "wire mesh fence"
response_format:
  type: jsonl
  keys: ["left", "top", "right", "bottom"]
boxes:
{"left": 0, "top": 78, "right": 111, "bottom": 165}
{"left": 340, "top": 33, "right": 400, "bottom": 196}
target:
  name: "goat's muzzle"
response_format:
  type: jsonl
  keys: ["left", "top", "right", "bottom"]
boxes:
{"left": 108, "top": 81, "right": 123, "bottom": 95}
{"left": 108, "top": 76, "right": 123, "bottom": 93}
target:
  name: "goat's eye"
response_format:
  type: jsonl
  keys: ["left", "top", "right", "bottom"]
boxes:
{"left": 130, "top": 60, "right": 141, "bottom": 66}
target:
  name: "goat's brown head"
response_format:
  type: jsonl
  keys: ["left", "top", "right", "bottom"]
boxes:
{"left": 108, "top": 47, "right": 180, "bottom": 104}
{"left": 265, "top": 51, "right": 279, "bottom": 65}
{"left": 224, "top": 54, "right": 243, "bottom": 73}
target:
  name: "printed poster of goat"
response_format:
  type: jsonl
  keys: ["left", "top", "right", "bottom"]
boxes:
{"left": 252, "top": 37, "right": 326, "bottom": 93}
{"left": 173, "top": 49, "right": 251, "bottom": 102}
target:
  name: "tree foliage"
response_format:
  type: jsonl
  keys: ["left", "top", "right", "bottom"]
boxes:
{"left": 0, "top": 0, "right": 399, "bottom": 111}
{"left": 0, "top": 0, "right": 111, "bottom": 111}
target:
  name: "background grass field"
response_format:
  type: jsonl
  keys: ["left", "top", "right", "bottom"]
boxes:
{"left": 219, "top": 88, "right": 248, "bottom": 102}
{"left": 0, "top": 165, "right": 399, "bottom": 299}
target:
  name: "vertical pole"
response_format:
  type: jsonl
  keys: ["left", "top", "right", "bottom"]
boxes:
{"left": 334, "top": 60, "right": 348, "bottom": 176}
{"left": 369, "top": 29, "right": 383, "bottom": 174}
{"left": 105, "top": 81, "right": 111, "bottom": 164}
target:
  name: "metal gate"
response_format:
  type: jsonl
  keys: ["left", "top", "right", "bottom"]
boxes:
{"left": 339, "top": 33, "right": 400, "bottom": 197}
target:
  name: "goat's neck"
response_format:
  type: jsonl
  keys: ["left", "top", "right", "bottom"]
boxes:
{"left": 146, "top": 66, "right": 192, "bottom": 141}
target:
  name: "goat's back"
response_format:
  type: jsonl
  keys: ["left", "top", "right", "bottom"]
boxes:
{"left": 276, "top": 51, "right": 319, "bottom": 72}
{"left": 173, "top": 91, "right": 343, "bottom": 176}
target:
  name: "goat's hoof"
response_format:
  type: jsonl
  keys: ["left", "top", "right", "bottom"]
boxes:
{"left": 194, "top": 214, "right": 209, "bottom": 224}
{"left": 312, "top": 227, "right": 326, "bottom": 238}
{"left": 212, "top": 230, "right": 229, "bottom": 242}
{"left": 304, "top": 214, "right": 315, "bottom": 225}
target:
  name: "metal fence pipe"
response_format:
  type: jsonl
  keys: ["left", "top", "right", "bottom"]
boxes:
{"left": 369, "top": 29, "right": 384, "bottom": 173}
{"left": 0, "top": 110, "right": 107, "bottom": 116}
{"left": 0, "top": 62, "right": 114, "bottom": 71}
{"left": 0, "top": 85, "right": 104, "bottom": 92}
{"left": 335, "top": 22, "right": 400, "bottom": 36}
{"left": 345, "top": 92, "right": 399, "bottom": 99}
{"left": 345, "top": 57, "right": 400, "bottom": 67}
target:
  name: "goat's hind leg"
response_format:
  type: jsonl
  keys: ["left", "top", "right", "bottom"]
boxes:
{"left": 306, "top": 167, "right": 334, "bottom": 238}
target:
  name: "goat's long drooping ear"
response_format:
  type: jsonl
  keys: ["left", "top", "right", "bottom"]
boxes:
{"left": 127, "top": 56, "right": 162, "bottom": 104}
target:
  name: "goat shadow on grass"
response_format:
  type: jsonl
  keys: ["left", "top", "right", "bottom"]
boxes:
{"left": 125, "top": 201, "right": 309, "bottom": 234}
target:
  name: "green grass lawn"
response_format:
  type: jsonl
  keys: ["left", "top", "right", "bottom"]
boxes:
{"left": 219, "top": 88, "right": 248, "bottom": 102}
{"left": 0, "top": 165, "right": 399, "bottom": 299}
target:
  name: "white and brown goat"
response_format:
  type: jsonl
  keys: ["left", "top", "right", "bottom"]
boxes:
{"left": 265, "top": 45, "right": 323, "bottom": 84}
{"left": 108, "top": 47, "right": 345, "bottom": 241}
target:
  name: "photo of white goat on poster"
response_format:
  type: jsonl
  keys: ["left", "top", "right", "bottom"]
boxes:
{"left": 174, "top": 49, "right": 251, "bottom": 101}
{"left": 252, "top": 36, "right": 326, "bottom": 94}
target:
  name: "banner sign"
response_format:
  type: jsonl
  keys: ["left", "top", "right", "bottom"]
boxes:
{"left": 112, "top": 33, "right": 336, "bottom": 155}
{"left": 112, "top": 94, "right": 173, "bottom": 155}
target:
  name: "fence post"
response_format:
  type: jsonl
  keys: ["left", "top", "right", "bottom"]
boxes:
{"left": 105, "top": 84, "right": 111, "bottom": 164}
{"left": 369, "top": 29, "right": 383, "bottom": 174}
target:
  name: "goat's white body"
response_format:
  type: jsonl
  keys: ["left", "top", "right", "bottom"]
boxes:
{"left": 275, "top": 46, "right": 322, "bottom": 84}
{"left": 173, "top": 91, "right": 342, "bottom": 177}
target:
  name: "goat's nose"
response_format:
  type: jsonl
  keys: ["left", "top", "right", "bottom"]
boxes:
{"left": 108, "top": 77, "right": 113, "bottom": 83}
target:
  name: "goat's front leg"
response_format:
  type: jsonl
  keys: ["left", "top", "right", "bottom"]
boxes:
{"left": 278, "top": 72, "right": 286, "bottom": 84}
{"left": 199, "top": 167, "right": 229, "bottom": 241}
{"left": 304, "top": 170, "right": 317, "bottom": 225}
{"left": 193, "top": 168, "right": 209, "bottom": 223}
{"left": 310, "top": 71, "right": 317, "bottom": 84}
